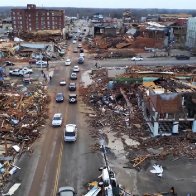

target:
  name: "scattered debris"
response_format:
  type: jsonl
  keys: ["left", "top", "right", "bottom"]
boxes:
{"left": 79, "top": 65, "right": 196, "bottom": 170}
{"left": 0, "top": 83, "right": 50, "bottom": 188}
{"left": 150, "top": 164, "right": 163, "bottom": 177}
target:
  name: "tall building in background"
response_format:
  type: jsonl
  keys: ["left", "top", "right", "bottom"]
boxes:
{"left": 11, "top": 4, "right": 65, "bottom": 33}
{"left": 186, "top": 17, "right": 196, "bottom": 48}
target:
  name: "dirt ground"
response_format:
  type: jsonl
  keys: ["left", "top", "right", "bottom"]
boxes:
{"left": 105, "top": 129, "right": 196, "bottom": 195}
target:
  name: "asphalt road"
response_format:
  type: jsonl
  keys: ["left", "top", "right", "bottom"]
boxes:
{"left": 50, "top": 56, "right": 196, "bottom": 69}
{"left": 97, "top": 57, "right": 196, "bottom": 67}
{"left": 9, "top": 39, "right": 102, "bottom": 196}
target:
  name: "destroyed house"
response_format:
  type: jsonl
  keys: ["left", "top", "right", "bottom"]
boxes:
{"left": 94, "top": 24, "right": 117, "bottom": 36}
{"left": 138, "top": 79, "right": 196, "bottom": 136}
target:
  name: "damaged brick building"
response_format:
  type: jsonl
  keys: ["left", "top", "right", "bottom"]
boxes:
{"left": 138, "top": 78, "right": 196, "bottom": 136}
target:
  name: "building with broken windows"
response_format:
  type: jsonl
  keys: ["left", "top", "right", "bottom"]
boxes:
{"left": 186, "top": 17, "right": 196, "bottom": 48}
{"left": 11, "top": 4, "right": 65, "bottom": 33}
{"left": 138, "top": 77, "right": 196, "bottom": 136}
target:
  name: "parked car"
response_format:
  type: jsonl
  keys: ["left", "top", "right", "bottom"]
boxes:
{"left": 78, "top": 37, "right": 82, "bottom": 41}
{"left": 131, "top": 57, "right": 143, "bottom": 61}
{"left": 22, "top": 67, "right": 33, "bottom": 74}
{"left": 72, "top": 65, "right": 80, "bottom": 72}
{"left": 69, "top": 94, "right": 77, "bottom": 103}
{"left": 36, "top": 60, "right": 47, "bottom": 65}
{"left": 78, "top": 57, "right": 84, "bottom": 64}
{"left": 69, "top": 83, "right": 76, "bottom": 91}
{"left": 29, "top": 59, "right": 37, "bottom": 64}
{"left": 80, "top": 48, "right": 84, "bottom": 53}
{"left": 23, "top": 74, "right": 32, "bottom": 84}
{"left": 56, "top": 93, "right": 64, "bottom": 103}
{"left": 70, "top": 72, "right": 77, "bottom": 80}
{"left": 64, "top": 124, "right": 78, "bottom": 142}
{"left": 52, "top": 113, "right": 63, "bottom": 127}
{"left": 4, "top": 61, "right": 15, "bottom": 66}
{"left": 72, "top": 40, "right": 77, "bottom": 44}
{"left": 9, "top": 67, "right": 33, "bottom": 76}
{"left": 59, "top": 80, "right": 66, "bottom": 86}
{"left": 65, "top": 59, "right": 71, "bottom": 66}
{"left": 176, "top": 55, "right": 190, "bottom": 60}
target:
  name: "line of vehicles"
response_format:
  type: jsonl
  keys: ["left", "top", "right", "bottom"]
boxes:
{"left": 52, "top": 37, "right": 85, "bottom": 147}
{"left": 55, "top": 27, "right": 89, "bottom": 196}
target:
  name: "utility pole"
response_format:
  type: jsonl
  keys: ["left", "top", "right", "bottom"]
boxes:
{"left": 5, "top": 135, "right": 8, "bottom": 156}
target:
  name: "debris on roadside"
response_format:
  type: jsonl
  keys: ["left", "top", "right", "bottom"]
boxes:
{"left": 79, "top": 65, "right": 196, "bottom": 170}
{"left": 0, "top": 83, "right": 50, "bottom": 188}
{"left": 150, "top": 164, "right": 163, "bottom": 177}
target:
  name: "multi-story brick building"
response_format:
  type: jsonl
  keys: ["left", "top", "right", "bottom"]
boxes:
{"left": 11, "top": 4, "right": 64, "bottom": 33}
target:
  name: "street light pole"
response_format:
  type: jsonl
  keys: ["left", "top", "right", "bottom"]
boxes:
{"left": 40, "top": 52, "right": 43, "bottom": 71}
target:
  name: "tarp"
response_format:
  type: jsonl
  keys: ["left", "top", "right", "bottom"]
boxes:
{"left": 2, "top": 183, "right": 21, "bottom": 195}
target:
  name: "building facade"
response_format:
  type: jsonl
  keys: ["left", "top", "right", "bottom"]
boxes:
{"left": 186, "top": 17, "right": 196, "bottom": 48}
{"left": 11, "top": 4, "right": 64, "bottom": 33}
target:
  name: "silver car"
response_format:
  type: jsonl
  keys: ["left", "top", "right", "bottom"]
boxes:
{"left": 58, "top": 186, "right": 76, "bottom": 196}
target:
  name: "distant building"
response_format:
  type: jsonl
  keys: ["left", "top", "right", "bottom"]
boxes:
{"left": 92, "top": 13, "right": 104, "bottom": 23}
{"left": 186, "top": 17, "right": 196, "bottom": 48}
{"left": 1, "top": 17, "right": 12, "bottom": 31}
{"left": 11, "top": 4, "right": 65, "bottom": 33}
{"left": 159, "top": 14, "right": 192, "bottom": 22}
{"left": 146, "top": 14, "right": 160, "bottom": 22}
{"left": 94, "top": 24, "right": 117, "bottom": 36}
{"left": 170, "top": 18, "right": 188, "bottom": 48}
{"left": 122, "top": 10, "right": 135, "bottom": 23}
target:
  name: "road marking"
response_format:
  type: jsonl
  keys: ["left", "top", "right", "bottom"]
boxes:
{"left": 52, "top": 137, "right": 63, "bottom": 196}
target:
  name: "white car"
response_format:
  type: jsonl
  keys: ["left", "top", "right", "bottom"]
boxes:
{"left": 9, "top": 67, "right": 33, "bottom": 76}
{"left": 58, "top": 187, "right": 76, "bottom": 196}
{"left": 80, "top": 53, "right": 85, "bottom": 58}
{"left": 131, "top": 57, "right": 143, "bottom": 61}
{"left": 52, "top": 113, "right": 63, "bottom": 127}
{"left": 72, "top": 40, "right": 77, "bottom": 44}
{"left": 59, "top": 80, "right": 66, "bottom": 86}
{"left": 64, "top": 124, "right": 78, "bottom": 142}
{"left": 22, "top": 67, "right": 33, "bottom": 74}
{"left": 72, "top": 65, "right": 80, "bottom": 72}
{"left": 65, "top": 59, "right": 71, "bottom": 66}
{"left": 77, "top": 44, "right": 82, "bottom": 48}
{"left": 36, "top": 60, "right": 48, "bottom": 65}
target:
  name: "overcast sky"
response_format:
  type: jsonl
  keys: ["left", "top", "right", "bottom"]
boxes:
{"left": 1, "top": 0, "right": 196, "bottom": 9}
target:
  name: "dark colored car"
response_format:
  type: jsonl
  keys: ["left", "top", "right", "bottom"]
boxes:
{"left": 78, "top": 57, "right": 84, "bottom": 64}
{"left": 80, "top": 48, "right": 84, "bottom": 53}
{"left": 56, "top": 93, "right": 64, "bottom": 103}
{"left": 69, "top": 83, "right": 76, "bottom": 91}
{"left": 5, "top": 61, "right": 15, "bottom": 66}
{"left": 29, "top": 59, "right": 37, "bottom": 64}
{"left": 69, "top": 94, "right": 77, "bottom": 103}
{"left": 176, "top": 55, "right": 190, "bottom": 60}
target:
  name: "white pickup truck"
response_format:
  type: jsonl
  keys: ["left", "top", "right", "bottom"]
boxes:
{"left": 9, "top": 67, "right": 33, "bottom": 76}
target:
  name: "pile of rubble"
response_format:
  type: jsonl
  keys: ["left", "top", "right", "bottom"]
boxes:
{"left": 79, "top": 67, "right": 196, "bottom": 169}
{"left": 0, "top": 83, "right": 50, "bottom": 188}
{"left": 84, "top": 35, "right": 163, "bottom": 58}
{"left": 18, "top": 30, "right": 63, "bottom": 43}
